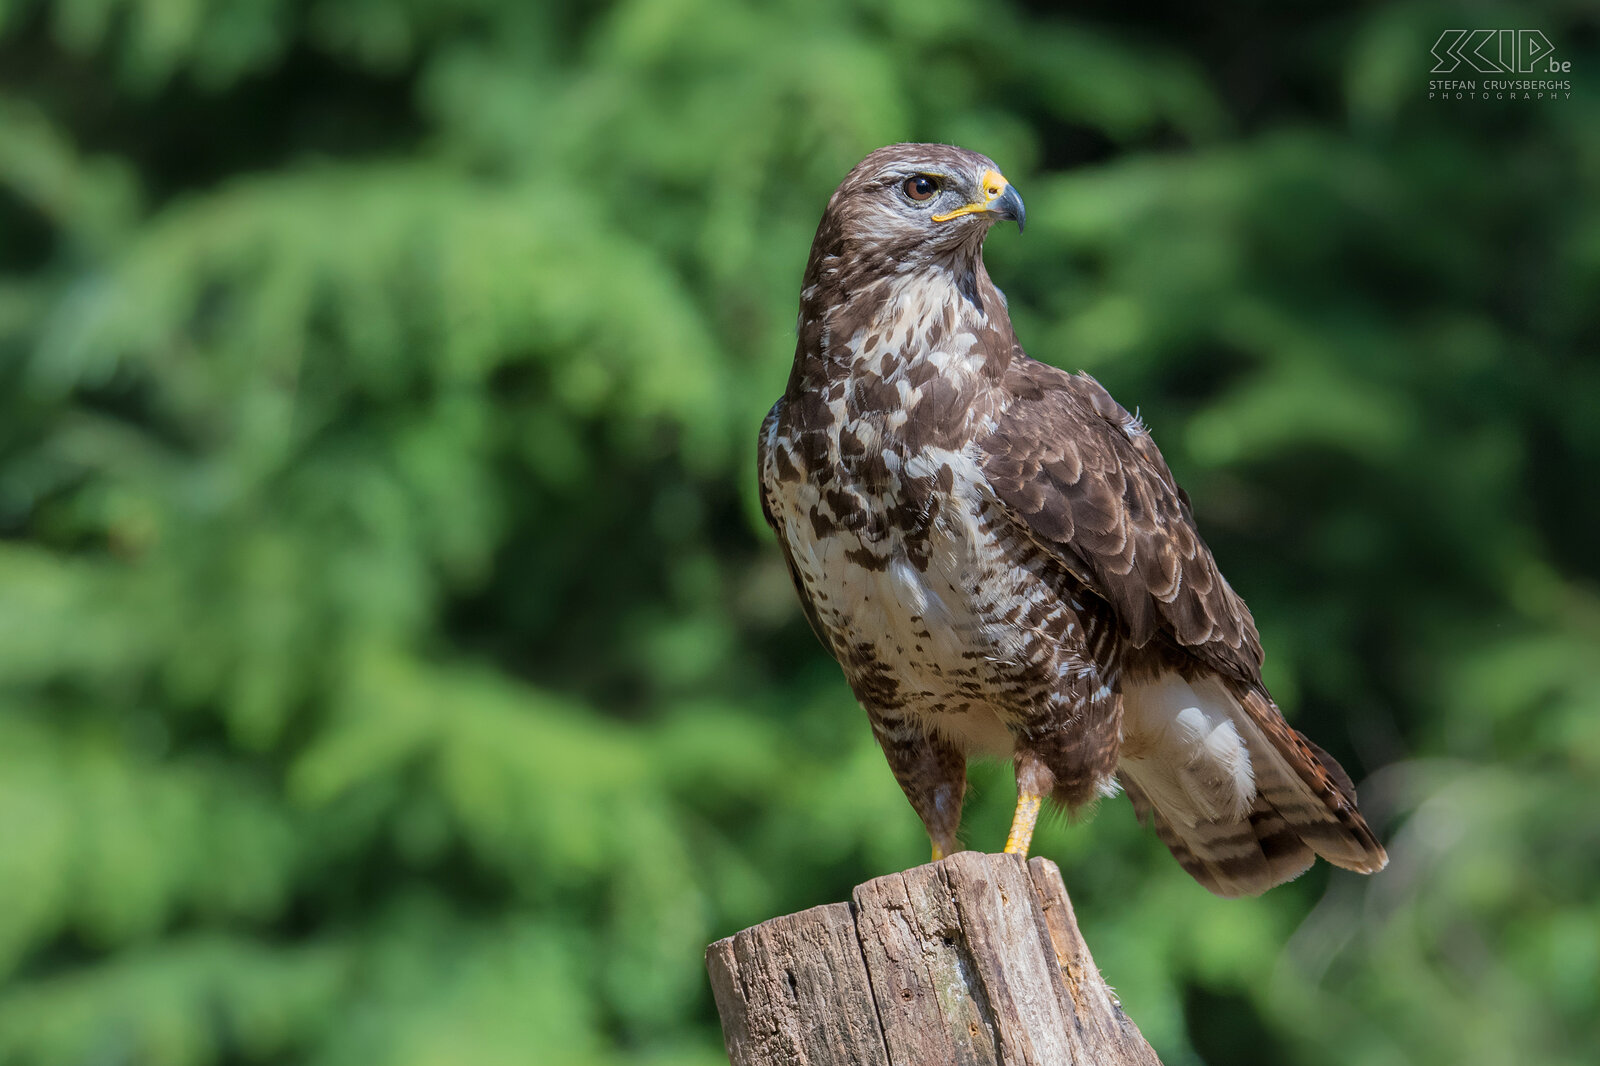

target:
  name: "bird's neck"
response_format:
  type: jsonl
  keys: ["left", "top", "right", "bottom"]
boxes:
{"left": 787, "top": 244, "right": 1017, "bottom": 404}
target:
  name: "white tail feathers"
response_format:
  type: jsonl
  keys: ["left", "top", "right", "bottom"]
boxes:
{"left": 1119, "top": 671, "right": 1385, "bottom": 897}
{"left": 1119, "top": 673, "right": 1255, "bottom": 827}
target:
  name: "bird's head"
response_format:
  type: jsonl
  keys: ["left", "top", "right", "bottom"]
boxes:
{"left": 816, "top": 143, "right": 1026, "bottom": 265}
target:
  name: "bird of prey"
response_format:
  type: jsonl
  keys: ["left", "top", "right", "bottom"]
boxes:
{"left": 757, "top": 143, "right": 1388, "bottom": 896}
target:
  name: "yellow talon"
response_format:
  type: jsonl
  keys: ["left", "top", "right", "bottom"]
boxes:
{"left": 932, "top": 842, "right": 947, "bottom": 862}
{"left": 1003, "top": 791, "right": 1044, "bottom": 857}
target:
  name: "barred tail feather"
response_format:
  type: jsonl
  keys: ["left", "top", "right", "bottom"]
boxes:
{"left": 1120, "top": 777, "right": 1315, "bottom": 898}
{"left": 1119, "top": 672, "right": 1387, "bottom": 898}
{"left": 1236, "top": 687, "right": 1388, "bottom": 873}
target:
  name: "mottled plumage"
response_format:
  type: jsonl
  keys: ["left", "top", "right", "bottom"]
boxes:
{"left": 759, "top": 143, "right": 1387, "bottom": 896}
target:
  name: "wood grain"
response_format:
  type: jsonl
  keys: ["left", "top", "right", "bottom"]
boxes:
{"left": 706, "top": 852, "right": 1162, "bottom": 1065}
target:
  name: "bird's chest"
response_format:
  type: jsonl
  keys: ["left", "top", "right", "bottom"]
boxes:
{"left": 764, "top": 404, "right": 1053, "bottom": 727}
{"left": 786, "top": 338, "right": 996, "bottom": 576}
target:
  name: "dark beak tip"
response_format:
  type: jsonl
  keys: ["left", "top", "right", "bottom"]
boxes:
{"left": 1000, "top": 185, "right": 1026, "bottom": 233}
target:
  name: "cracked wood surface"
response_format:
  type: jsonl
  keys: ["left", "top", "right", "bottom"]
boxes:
{"left": 705, "top": 852, "right": 1162, "bottom": 1065}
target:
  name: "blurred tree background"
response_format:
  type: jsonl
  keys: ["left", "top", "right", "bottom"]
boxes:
{"left": 1, "top": 0, "right": 1597, "bottom": 1063}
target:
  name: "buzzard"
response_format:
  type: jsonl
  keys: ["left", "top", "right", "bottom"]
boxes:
{"left": 758, "top": 143, "right": 1388, "bottom": 896}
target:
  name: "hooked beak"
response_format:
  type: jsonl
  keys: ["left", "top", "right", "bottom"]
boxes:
{"left": 991, "top": 183, "right": 1026, "bottom": 233}
{"left": 932, "top": 168, "right": 1026, "bottom": 233}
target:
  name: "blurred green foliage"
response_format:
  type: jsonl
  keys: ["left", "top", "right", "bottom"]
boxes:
{"left": 1, "top": 1, "right": 1597, "bottom": 1064}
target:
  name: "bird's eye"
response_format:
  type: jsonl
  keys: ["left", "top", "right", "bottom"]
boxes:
{"left": 902, "top": 175, "right": 939, "bottom": 202}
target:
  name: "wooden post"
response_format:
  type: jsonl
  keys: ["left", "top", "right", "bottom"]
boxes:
{"left": 705, "top": 851, "right": 1162, "bottom": 1066}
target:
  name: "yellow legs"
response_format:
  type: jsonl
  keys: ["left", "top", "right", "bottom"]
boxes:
{"left": 1003, "top": 791, "right": 1044, "bottom": 857}
{"left": 928, "top": 788, "right": 1043, "bottom": 862}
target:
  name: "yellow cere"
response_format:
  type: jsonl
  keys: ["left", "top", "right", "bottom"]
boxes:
{"left": 932, "top": 168, "right": 1011, "bottom": 223}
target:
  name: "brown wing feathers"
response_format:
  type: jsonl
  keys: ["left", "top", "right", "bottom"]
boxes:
{"left": 979, "top": 363, "right": 1263, "bottom": 679}
{"left": 979, "top": 360, "right": 1386, "bottom": 894}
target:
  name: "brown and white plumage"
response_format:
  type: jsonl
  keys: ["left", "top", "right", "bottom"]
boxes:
{"left": 759, "top": 143, "right": 1386, "bottom": 896}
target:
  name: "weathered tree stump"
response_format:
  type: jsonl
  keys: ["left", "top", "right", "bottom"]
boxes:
{"left": 705, "top": 851, "right": 1162, "bottom": 1065}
